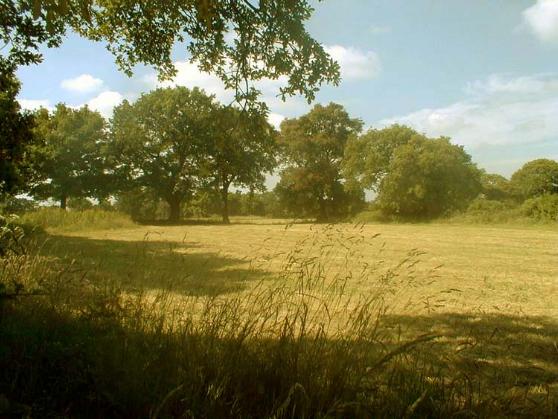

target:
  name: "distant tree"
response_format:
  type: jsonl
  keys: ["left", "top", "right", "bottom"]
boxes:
{"left": 510, "top": 159, "right": 558, "bottom": 200}
{"left": 479, "top": 172, "right": 511, "bottom": 201}
{"left": 110, "top": 87, "right": 216, "bottom": 222}
{"left": 1, "top": 0, "right": 339, "bottom": 107}
{"left": 377, "top": 136, "right": 481, "bottom": 219}
{"left": 0, "top": 64, "right": 36, "bottom": 196}
{"left": 31, "top": 104, "right": 108, "bottom": 209}
{"left": 343, "top": 124, "right": 420, "bottom": 192}
{"left": 276, "top": 103, "right": 363, "bottom": 221}
{"left": 206, "top": 106, "right": 277, "bottom": 223}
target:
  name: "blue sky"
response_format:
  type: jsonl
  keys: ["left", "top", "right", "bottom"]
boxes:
{"left": 16, "top": 0, "right": 558, "bottom": 179}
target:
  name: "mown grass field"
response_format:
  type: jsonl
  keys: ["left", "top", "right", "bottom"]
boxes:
{"left": 49, "top": 218, "right": 558, "bottom": 317}
{"left": 3, "top": 215, "right": 558, "bottom": 417}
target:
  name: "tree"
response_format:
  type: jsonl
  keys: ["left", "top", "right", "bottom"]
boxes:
{"left": 31, "top": 104, "right": 108, "bottom": 209}
{"left": 479, "top": 172, "right": 511, "bottom": 201}
{"left": 110, "top": 87, "right": 216, "bottom": 222}
{"left": 0, "top": 64, "right": 36, "bottom": 196}
{"left": 377, "top": 136, "right": 481, "bottom": 219}
{"left": 343, "top": 124, "right": 422, "bottom": 192}
{"left": 510, "top": 159, "right": 558, "bottom": 200}
{"left": 276, "top": 103, "right": 363, "bottom": 221}
{"left": 205, "top": 105, "right": 277, "bottom": 223}
{"left": 1, "top": 0, "right": 339, "bottom": 106}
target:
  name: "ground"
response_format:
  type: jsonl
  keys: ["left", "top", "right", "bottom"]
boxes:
{"left": 7, "top": 217, "right": 558, "bottom": 415}
{"left": 46, "top": 218, "right": 558, "bottom": 317}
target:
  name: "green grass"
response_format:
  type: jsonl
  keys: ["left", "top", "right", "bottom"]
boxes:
{"left": 1, "top": 216, "right": 558, "bottom": 417}
{"left": 19, "top": 208, "right": 136, "bottom": 232}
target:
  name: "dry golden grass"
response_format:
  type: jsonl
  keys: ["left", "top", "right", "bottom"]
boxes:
{"left": 4, "top": 216, "right": 558, "bottom": 416}
{"left": 54, "top": 218, "right": 558, "bottom": 318}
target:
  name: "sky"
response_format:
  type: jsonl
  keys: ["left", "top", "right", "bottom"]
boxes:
{"left": 16, "top": 0, "right": 558, "bottom": 180}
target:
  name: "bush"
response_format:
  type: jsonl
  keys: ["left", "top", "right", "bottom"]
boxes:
{"left": 20, "top": 208, "right": 136, "bottom": 231}
{"left": 353, "top": 209, "right": 395, "bottom": 224}
{"left": 521, "top": 194, "right": 558, "bottom": 222}
{"left": 0, "top": 196, "right": 37, "bottom": 215}
{"left": 445, "top": 198, "right": 519, "bottom": 224}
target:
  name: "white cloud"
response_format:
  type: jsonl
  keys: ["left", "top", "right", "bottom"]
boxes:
{"left": 324, "top": 45, "right": 381, "bottom": 80}
{"left": 87, "top": 91, "right": 124, "bottom": 118}
{"left": 144, "top": 61, "right": 307, "bottom": 115}
{"left": 18, "top": 99, "right": 52, "bottom": 111}
{"left": 378, "top": 74, "right": 558, "bottom": 150}
{"left": 61, "top": 74, "right": 104, "bottom": 93}
{"left": 148, "top": 61, "right": 234, "bottom": 103}
{"left": 523, "top": 0, "right": 558, "bottom": 43}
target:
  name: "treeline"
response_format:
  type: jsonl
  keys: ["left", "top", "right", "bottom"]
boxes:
{"left": 2, "top": 83, "right": 558, "bottom": 223}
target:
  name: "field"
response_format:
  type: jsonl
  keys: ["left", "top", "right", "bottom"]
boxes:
{"left": 3, "top": 216, "right": 558, "bottom": 417}
{"left": 50, "top": 219, "right": 558, "bottom": 317}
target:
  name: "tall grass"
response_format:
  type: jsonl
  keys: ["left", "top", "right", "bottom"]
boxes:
{"left": 19, "top": 207, "right": 136, "bottom": 232}
{"left": 1, "top": 224, "right": 556, "bottom": 417}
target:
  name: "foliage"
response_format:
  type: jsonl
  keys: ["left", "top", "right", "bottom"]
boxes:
{"left": 0, "top": 195, "right": 37, "bottom": 215}
{"left": 521, "top": 194, "right": 558, "bottom": 222}
{"left": 0, "top": 64, "right": 36, "bottom": 196}
{"left": 30, "top": 104, "right": 110, "bottom": 209}
{"left": 343, "top": 124, "right": 421, "bottom": 192}
{"left": 479, "top": 171, "right": 511, "bottom": 201}
{"left": 0, "top": 214, "right": 26, "bottom": 258}
{"left": 450, "top": 198, "right": 520, "bottom": 224}
{"left": 20, "top": 208, "right": 135, "bottom": 231}
{"left": 1, "top": 0, "right": 339, "bottom": 108}
{"left": 115, "top": 187, "right": 167, "bottom": 221}
{"left": 510, "top": 158, "right": 558, "bottom": 200}
{"left": 276, "top": 103, "right": 364, "bottom": 221}
{"left": 110, "top": 87, "right": 217, "bottom": 222}
{"left": 377, "top": 136, "right": 481, "bottom": 219}
{"left": 204, "top": 105, "right": 277, "bottom": 223}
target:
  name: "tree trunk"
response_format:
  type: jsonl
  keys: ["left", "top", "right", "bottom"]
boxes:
{"left": 221, "top": 183, "right": 230, "bottom": 224}
{"left": 168, "top": 197, "right": 181, "bottom": 223}
{"left": 60, "top": 195, "right": 67, "bottom": 210}
{"left": 317, "top": 197, "right": 328, "bottom": 222}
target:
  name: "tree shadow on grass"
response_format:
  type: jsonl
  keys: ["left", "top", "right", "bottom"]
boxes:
{"left": 40, "top": 234, "right": 271, "bottom": 296}
{"left": 383, "top": 312, "right": 558, "bottom": 394}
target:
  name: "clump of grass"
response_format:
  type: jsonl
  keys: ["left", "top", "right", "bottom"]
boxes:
{"left": 20, "top": 208, "right": 136, "bottom": 232}
{"left": 1, "top": 224, "right": 556, "bottom": 417}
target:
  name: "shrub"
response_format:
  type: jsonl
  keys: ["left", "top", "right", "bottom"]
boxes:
{"left": 0, "top": 196, "right": 37, "bottom": 215}
{"left": 353, "top": 209, "right": 395, "bottom": 223}
{"left": 20, "top": 208, "right": 136, "bottom": 232}
{"left": 521, "top": 194, "right": 558, "bottom": 222}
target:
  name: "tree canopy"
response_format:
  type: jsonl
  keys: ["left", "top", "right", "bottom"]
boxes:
{"left": 510, "top": 159, "right": 558, "bottom": 199}
{"left": 1, "top": 0, "right": 339, "bottom": 107}
{"left": 377, "top": 136, "right": 481, "bottom": 218}
{"left": 276, "top": 103, "right": 364, "bottom": 221}
{"left": 0, "top": 64, "right": 35, "bottom": 196}
{"left": 343, "top": 124, "right": 421, "bottom": 192}
{"left": 479, "top": 172, "right": 511, "bottom": 201}
{"left": 31, "top": 104, "right": 111, "bottom": 209}
{"left": 110, "top": 87, "right": 217, "bottom": 221}
{"left": 205, "top": 105, "right": 277, "bottom": 223}
{"left": 30, "top": 104, "right": 109, "bottom": 209}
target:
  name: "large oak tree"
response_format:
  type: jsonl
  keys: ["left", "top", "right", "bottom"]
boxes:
{"left": 205, "top": 105, "right": 277, "bottom": 223}
{"left": 276, "top": 103, "right": 363, "bottom": 221}
{"left": 31, "top": 104, "right": 109, "bottom": 209}
{"left": 110, "top": 87, "right": 216, "bottom": 222}
{"left": 377, "top": 136, "right": 482, "bottom": 219}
